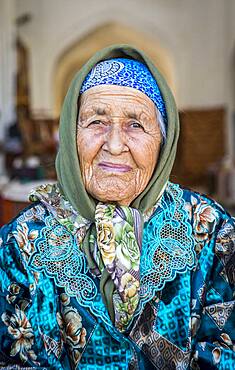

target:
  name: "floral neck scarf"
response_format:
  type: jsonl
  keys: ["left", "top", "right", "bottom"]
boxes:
{"left": 93, "top": 203, "right": 142, "bottom": 332}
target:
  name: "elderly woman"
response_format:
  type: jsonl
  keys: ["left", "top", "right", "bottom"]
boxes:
{"left": 0, "top": 45, "right": 234, "bottom": 370}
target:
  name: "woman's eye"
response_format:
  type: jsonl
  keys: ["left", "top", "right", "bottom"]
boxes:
{"left": 88, "top": 120, "right": 102, "bottom": 126}
{"left": 130, "top": 122, "right": 143, "bottom": 129}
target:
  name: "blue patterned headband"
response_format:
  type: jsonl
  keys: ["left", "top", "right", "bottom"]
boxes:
{"left": 80, "top": 58, "right": 167, "bottom": 123}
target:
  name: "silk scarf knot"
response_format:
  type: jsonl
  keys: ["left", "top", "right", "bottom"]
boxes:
{"left": 94, "top": 202, "right": 142, "bottom": 332}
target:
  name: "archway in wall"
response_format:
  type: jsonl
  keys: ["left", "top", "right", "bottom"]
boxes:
{"left": 53, "top": 22, "right": 176, "bottom": 117}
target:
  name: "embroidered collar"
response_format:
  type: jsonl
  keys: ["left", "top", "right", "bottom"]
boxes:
{"left": 29, "top": 182, "right": 196, "bottom": 329}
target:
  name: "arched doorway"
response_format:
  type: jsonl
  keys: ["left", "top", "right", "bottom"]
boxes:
{"left": 53, "top": 22, "right": 176, "bottom": 117}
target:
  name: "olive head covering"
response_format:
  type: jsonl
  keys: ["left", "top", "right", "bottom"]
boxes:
{"left": 55, "top": 44, "right": 179, "bottom": 220}
{"left": 55, "top": 45, "right": 180, "bottom": 331}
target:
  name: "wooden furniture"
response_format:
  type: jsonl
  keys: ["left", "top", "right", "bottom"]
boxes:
{"left": 0, "top": 180, "right": 54, "bottom": 226}
{"left": 0, "top": 197, "right": 29, "bottom": 226}
{"left": 171, "top": 107, "right": 225, "bottom": 191}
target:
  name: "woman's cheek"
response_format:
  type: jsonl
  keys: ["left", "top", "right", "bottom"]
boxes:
{"left": 130, "top": 137, "right": 159, "bottom": 171}
{"left": 77, "top": 132, "right": 100, "bottom": 164}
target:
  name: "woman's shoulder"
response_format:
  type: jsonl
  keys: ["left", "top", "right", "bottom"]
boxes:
{"left": 146, "top": 181, "right": 234, "bottom": 258}
{"left": 166, "top": 181, "right": 234, "bottom": 222}
{"left": 0, "top": 201, "right": 49, "bottom": 245}
{"left": 0, "top": 182, "right": 65, "bottom": 243}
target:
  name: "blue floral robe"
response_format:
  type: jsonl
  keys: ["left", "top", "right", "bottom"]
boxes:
{"left": 0, "top": 182, "right": 234, "bottom": 369}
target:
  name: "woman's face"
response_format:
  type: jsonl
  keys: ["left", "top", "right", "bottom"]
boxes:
{"left": 77, "top": 85, "right": 162, "bottom": 206}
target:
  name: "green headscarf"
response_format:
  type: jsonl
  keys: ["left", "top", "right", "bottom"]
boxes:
{"left": 55, "top": 44, "right": 179, "bottom": 220}
{"left": 55, "top": 44, "right": 180, "bottom": 329}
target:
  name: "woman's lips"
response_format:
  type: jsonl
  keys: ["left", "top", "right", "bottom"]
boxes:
{"left": 98, "top": 162, "right": 132, "bottom": 173}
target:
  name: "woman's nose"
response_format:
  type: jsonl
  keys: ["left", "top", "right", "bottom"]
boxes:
{"left": 103, "top": 126, "right": 128, "bottom": 155}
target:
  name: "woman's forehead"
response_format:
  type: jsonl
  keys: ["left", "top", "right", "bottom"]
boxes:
{"left": 79, "top": 85, "right": 156, "bottom": 113}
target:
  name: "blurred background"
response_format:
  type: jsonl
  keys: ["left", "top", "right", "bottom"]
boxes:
{"left": 0, "top": 0, "right": 235, "bottom": 224}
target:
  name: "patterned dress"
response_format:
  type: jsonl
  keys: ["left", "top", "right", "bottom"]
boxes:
{"left": 0, "top": 182, "right": 234, "bottom": 369}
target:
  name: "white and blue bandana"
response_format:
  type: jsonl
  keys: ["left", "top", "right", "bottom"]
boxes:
{"left": 80, "top": 58, "right": 167, "bottom": 123}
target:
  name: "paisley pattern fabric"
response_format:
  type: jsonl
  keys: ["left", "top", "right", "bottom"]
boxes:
{"left": 0, "top": 182, "right": 234, "bottom": 369}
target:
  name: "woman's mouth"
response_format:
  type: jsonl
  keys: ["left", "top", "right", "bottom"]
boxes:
{"left": 98, "top": 162, "right": 132, "bottom": 173}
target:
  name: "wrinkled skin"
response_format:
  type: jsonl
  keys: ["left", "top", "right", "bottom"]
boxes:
{"left": 77, "top": 85, "right": 162, "bottom": 205}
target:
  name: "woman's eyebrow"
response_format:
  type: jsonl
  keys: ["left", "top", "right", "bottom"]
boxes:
{"left": 96, "top": 107, "right": 109, "bottom": 115}
{"left": 123, "top": 109, "right": 149, "bottom": 120}
{"left": 79, "top": 106, "right": 110, "bottom": 120}
{"left": 125, "top": 111, "right": 139, "bottom": 119}
{"left": 86, "top": 106, "right": 111, "bottom": 116}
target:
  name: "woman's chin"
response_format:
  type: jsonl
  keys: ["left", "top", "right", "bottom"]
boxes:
{"left": 88, "top": 185, "right": 136, "bottom": 205}
{"left": 92, "top": 192, "right": 133, "bottom": 206}
{"left": 85, "top": 174, "right": 141, "bottom": 205}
